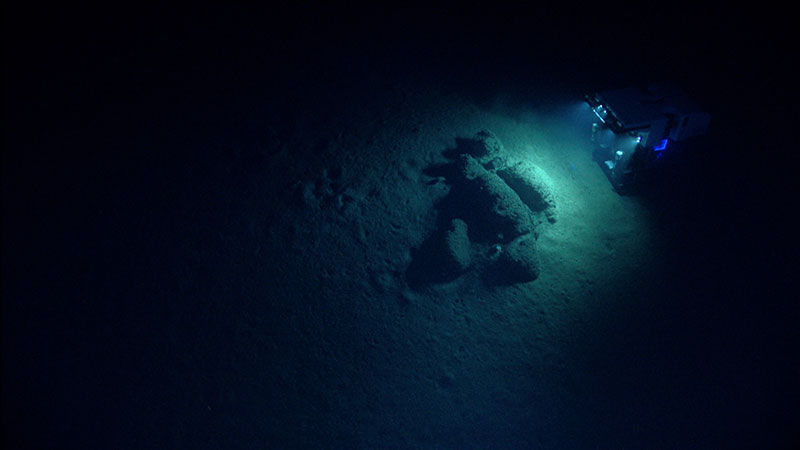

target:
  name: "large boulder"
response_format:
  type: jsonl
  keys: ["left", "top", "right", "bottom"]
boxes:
{"left": 497, "top": 161, "right": 557, "bottom": 224}
{"left": 458, "top": 154, "right": 535, "bottom": 242}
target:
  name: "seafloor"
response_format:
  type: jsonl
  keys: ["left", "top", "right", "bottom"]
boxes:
{"left": 3, "top": 9, "right": 795, "bottom": 450}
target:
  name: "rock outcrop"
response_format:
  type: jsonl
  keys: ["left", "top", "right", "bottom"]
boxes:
{"left": 408, "top": 130, "right": 557, "bottom": 288}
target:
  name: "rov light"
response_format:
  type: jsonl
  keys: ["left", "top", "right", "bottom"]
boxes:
{"left": 635, "top": 135, "right": 642, "bottom": 144}
{"left": 592, "top": 104, "right": 608, "bottom": 123}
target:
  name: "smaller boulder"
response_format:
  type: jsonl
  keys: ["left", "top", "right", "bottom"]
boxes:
{"left": 444, "top": 218, "right": 471, "bottom": 274}
{"left": 458, "top": 129, "right": 505, "bottom": 165}
{"left": 493, "top": 234, "right": 540, "bottom": 284}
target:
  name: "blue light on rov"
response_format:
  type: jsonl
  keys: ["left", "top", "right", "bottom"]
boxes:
{"left": 653, "top": 138, "right": 668, "bottom": 151}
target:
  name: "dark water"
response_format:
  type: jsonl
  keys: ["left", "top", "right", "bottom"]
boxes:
{"left": 3, "top": 6, "right": 795, "bottom": 449}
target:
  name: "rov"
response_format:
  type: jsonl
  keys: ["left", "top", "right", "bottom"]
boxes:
{"left": 585, "top": 83, "right": 711, "bottom": 193}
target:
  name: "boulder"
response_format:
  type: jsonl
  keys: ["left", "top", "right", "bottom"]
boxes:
{"left": 443, "top": 218, "right": 471, "bottom": 274}
{"left": 495, "top": 234, "right": 540, "bottom": 283}
{"left": 497, "top": 161, "right": 557, "bottom": 224}
{"left": 459, "top": 155, "right": 535, "bottom": 242}
{"left": 457, "top": 129, "right": 505, "bottom": 165}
